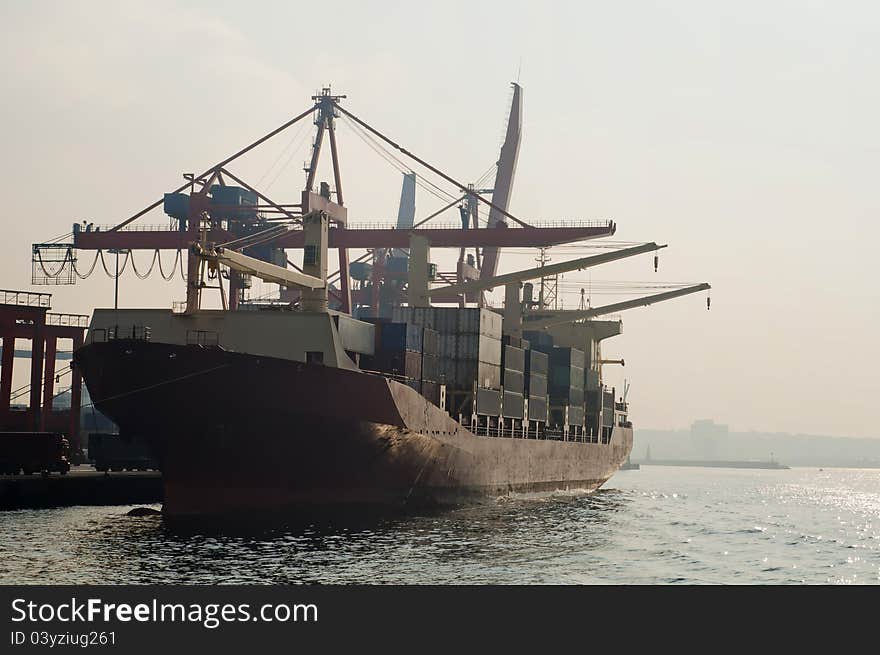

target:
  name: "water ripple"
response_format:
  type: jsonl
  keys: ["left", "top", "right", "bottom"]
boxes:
{"left": 2, "top": 467, "right": 880, "bottom": 584}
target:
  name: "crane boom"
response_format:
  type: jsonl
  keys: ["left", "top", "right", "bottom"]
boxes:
{"left": 523, "top": 283, "right": 711, "bottom": 329}
{"left": 193, "top": 243, "right": 325, "bottom": 290}
{"left": 425, "top": 242, "right": 666, "bottom": 298}
{"left": 480, "top": 82, "right": 522, "bottom": 283}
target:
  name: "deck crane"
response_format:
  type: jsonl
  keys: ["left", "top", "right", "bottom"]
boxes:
{"left": 480, "top": 83, "right": 521, "bottom": 286}
{"left": 522, "top": 282, "right": 712, "bottom": 391}
{"left": 410, "top": 241, "right": 666, "bottom": 338}
{"left": 523, "top": 283, "right": 712, "bottom": 330}
{"left": 192, "top": 211, "right": 331, "bottom": 313}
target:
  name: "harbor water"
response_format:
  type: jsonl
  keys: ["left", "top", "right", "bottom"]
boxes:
{"left": 2, "top": 466, "right": 879, "bottom": 584}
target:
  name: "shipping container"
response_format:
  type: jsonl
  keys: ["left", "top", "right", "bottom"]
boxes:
{"left": 550, "top": 346, "right": 586, "bottom": 370}
{"left": 602, "top": 407, "right": 614, "bottom": 427}
{"left": 502, "top": 334, "right": 523, "bottom": 349}
{"left": 476, "top": 388, "right": 502, "bottom": 416}
{"left": 503, "top": 391, "right": 524, "bottom": 419}
{"left": 523, "top": 330, "right": 554, "bottom": 350}
{"left": 549, "top": 364, "right": 585, "bottom": 393}
{"left": 585, "top": 368, "right": 601, "bottom": 391}
{"left": 358, "top": 316, "right": 390, "bottom": 350}
{"left": 550, "top": 386, "right": 584, "bottom": 406}
{"left": 379, "top": 322, "right": 423, "bottom": 353}
{"left": 455, "top": 360, "right": 501, "bottom": 390}
{"left": 455, "top": 334, "right": 502, "bottom": 364}
{"left": 526, "top": 373, "right": 547, "bottom": 398}
{"left": 421, "top": 354, "right": 439, "bottom": 383}
{"left": 422, "top": 328, "right": 439, "bottom": 356}
{"left": 502, "top": 369, "right": 524, "bottom": 395}
{"left": 603, "top": 390, "right": 615, "bottom": 409}
{"left": 431, "top": 307, "right": 460, "bottom": 333}
{"left": 568, "top": 406, "right": 585, "bottom": 427}
{"left": 437, "top": 356, "right": 456, "bottom": 384}
{"left": 438, "top": 333, "right": 457, "bottom": 358}
{"left": 586, "top": 389, "right": 602, "bottom": 413}
{"left": 89, "top": 433, "right": 158, "bottom": 472}
{"left": 525, "top": 349, "right": 549, "bottom": 377}
{"left": 502, "top": 345, "right": 525, "bottom": 372}
{"left": 392, "top": 306, "right": 436, "bottom": 329}
{"left": 528, "top": 396, "right": 548, "bottom": 422}
{"left": 456, "top": 308, "right": 502, "bottom": 337}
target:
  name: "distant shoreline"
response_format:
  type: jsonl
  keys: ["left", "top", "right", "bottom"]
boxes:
{"left": 632, "top": 459, "right": 789, "bottom": 470}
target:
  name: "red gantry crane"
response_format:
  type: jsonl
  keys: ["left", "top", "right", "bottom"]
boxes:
{"left": 32, "top": 86, "right": 616, "bottom": 317}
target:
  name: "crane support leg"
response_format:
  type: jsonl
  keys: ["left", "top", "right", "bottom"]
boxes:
{"left": 300, "top": 213, "right": 330, "bottom": 312}
{"left": 69, "top": 332, "right": 83, "bottom": 454}
{"left": 41, "top": 336, "right": 57, "bottom": 427}
{"left": 407, "top": 235, "right": 431, "bottom": 308}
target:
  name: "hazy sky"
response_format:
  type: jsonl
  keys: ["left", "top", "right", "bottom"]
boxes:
{"left": 2, "top": 1, "right": 877, "bottom": 438}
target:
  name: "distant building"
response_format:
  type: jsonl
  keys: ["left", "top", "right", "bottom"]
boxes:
{"left": 691, "top": 419, "right": 729, "bottom": 437}
{"left": 690, "top": 419, "right": 728, "bottom": 459}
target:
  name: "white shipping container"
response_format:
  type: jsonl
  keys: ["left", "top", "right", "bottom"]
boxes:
{"left": 454, "top": 334, "right": 502, "bottom": 364}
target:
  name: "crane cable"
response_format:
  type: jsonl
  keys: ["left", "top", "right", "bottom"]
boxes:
{"left": 130, "top": 250, "right": 159, "bottom": 280}
{"left": 36, "top": 247, "right": 184, "bottom": 282}
{"left": 157, "top": 250, "right": 182, "bottom": 281}
{"left": 340, "top": 115, "right": 459, "bottom": 204}
{"left": 99, "top": 250, "right": 130, "bottom": 278}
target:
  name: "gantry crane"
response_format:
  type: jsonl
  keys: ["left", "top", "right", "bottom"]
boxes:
{"left": 32, "top": 85, "right": 616, "bottom": 318}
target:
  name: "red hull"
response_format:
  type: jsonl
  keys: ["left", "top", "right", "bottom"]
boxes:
{"left": 75, "top": 340, "right": 632, "bottom": 517}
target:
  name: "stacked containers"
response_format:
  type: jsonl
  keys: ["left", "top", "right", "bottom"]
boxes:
{"left": 525, "top": 348, "right": 549, "bottom": 422}
{"left": 585, "top": 388, "right": 602, "bottom": 437}
{"left": 502, "top": 345, "right": 525, "bottom": 419}
{"left": 549, "top": 346, "right": 585, "bottom": 426}
{"left": 394, "top": 306, "right": 503, "bottom": 415}
{"left": 361, "top": 320, "right": 422, "bottom": 391}
{"left": 421, "top": 328, "right": 442, "bottom": 406}
{"left": 449, "top": 308, "right": 502, "bottom": 393}
{"left": 602, "top": 388, "right": 615, "bottom": 429}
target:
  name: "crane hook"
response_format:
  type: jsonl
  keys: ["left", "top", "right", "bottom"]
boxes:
{"left": 707, "top": 295, "right": 711, "bottom": 311}
{"left": 653, "top": 254, "right": 659, "bottom": 273}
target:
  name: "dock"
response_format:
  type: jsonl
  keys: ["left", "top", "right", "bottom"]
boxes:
{"left": 0, "top": 465, "right": 162, "bottom": 510}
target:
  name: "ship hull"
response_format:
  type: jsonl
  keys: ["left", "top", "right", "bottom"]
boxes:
{"left": 75, "top": 340, "right": 633, "bottom": 517}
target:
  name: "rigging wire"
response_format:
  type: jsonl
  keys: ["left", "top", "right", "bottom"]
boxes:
{"left": 473, "top": 161, "right": 498, "bottom": 188}
{"left": 339, "top": 115, "right": 459, "bottom": 204}
{"left": 265, "top": 118, "right": 315, "bottom": 193}
{"left": 255, "top": 111, "right": 314, "bottom": 188}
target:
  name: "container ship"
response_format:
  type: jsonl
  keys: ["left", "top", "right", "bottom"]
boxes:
{"left": 61, "top": 86, "right": 710, "bottom": 516}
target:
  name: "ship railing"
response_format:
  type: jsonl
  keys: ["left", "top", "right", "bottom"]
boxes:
{"left": 186, "top": 330, "right": 219, "bottom": 348}
{"left": 89, "top": 325, "right": 152, "bottom": 343}
{"left": 359, "top": 368, "right": 416, "bottom": 385}
{"left": 46, "top": 313, "right": 90, "bottom": 328}
{"left": 1, "top": 289, "right": 52, "bottom": 308}
{"left": 345, "top": 218, "right": 614, "bottom": 231}
{"left": 91, "top": 223, "right": 177, "bottom": 232}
